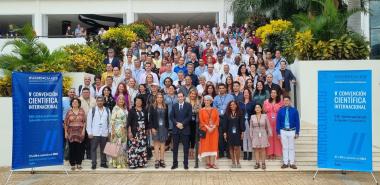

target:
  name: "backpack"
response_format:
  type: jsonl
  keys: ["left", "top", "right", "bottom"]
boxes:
{"left": 91, "top": 107, "right": 110, "bottom": 127}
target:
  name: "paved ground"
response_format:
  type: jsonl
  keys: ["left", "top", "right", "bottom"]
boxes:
{"left": 1, "top": 167, "right": 379, "bottom": 185}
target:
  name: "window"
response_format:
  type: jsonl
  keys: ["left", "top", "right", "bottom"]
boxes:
{"left": 370, "top": 0, "right": 380, "bottom": 59}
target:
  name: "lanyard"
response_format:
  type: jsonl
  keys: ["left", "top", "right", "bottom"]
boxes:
{"left": 256, "top": 114, "right": 261, "bottom": 128}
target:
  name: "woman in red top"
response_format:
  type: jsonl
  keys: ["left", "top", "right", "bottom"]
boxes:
{"left": 64, "top": 98, "right": 86, "bottom": 170}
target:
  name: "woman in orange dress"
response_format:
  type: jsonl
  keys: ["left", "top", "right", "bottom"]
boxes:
{"left": 263, "top": 89, "right": 284, "bottom": 159}
{"left": 198, "top": 95, "right": 220, "bottom": 169}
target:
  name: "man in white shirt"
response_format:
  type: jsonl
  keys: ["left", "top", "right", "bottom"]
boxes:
{"left": 202, "top": 63, "right": 219, "bottom": 85}
{"left": 132, "top": 59, "right": 145, "bottom": 84}
{"left": 195, "top": 59, "right": 208, "bottom": 77}
{"left": 214, "top": 53, "right": 225, "bottom": 75}
{"left": 122, "top": 54, "right": 135, "bottom": 73}
{"left": 87, "top": 96, "right": 111, "bottom": 170}
{"left": 77, "top": 76, "right": 95, "bottom": 97}
{"left": 223, "top": 49, "right": 235, "bottom": 66}
{"left": 79, "top": 87, "right": 96, "bottom": 159}
{"left": 138, "top": 62, "right": 159, "bottom": 85}
{"left": 218, "top": 64, "right": 233, "bottom": 84}
{"left": 243, "top": 48, "right": 257, "bottom": 66}
{"left": 266, "top": 60, "right": 283, "bottom": 85}
{"left": 112, "top": 67, "right": 125, "bottom": 89}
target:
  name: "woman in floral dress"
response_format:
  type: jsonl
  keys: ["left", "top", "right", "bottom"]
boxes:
{"left": 110, "top": 95, "right": 128, "bottom": 168}
{"left": 127, "top": 95, "right": 150, "bottom": 169}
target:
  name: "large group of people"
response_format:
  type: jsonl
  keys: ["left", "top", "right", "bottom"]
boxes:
{"left": 62, "top": 23, "right": 300, "bottom": 170}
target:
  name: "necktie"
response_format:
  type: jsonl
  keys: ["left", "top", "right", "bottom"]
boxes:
{"left": 179, "top": 104, "right": 183, "bottom": 110}
{"left": 285, "top": 107, "right": 290, "bottom": 129}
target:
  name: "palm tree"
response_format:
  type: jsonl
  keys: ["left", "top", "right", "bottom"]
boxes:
{"left": 230, "top": 0, "right": 313, "bottom": 24}
{"left": 0, "top": 24, "right": 68, "bottom": 73}
{"left": 292, "top": 0, "right": 365, "bottom": 41}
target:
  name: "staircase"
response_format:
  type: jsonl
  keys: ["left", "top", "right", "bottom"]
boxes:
{"left": 16, "top": 124, "right": 380, "bottom": 172}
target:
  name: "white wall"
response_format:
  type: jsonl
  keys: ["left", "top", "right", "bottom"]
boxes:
{"left": 0, "top": 0, "right": 232, "bottom": 35}
{"left": 0, "top": 37, "right": 86, "bottom": 55}
{"left": 291, "top": 60, "right": 380, "bottom": 147}
{"left": 0, "top": 97, "right": 12, "bottom": 166}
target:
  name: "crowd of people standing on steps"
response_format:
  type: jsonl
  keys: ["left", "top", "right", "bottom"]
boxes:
{"left": 62, "top": 23, "right": 300, "bottom": 170}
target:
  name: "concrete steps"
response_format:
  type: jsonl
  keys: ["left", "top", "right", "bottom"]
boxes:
{"left": 14, "top": 125, "right": 380, "bottom": 172}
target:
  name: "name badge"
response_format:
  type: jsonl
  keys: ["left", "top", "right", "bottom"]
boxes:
{"left": 245, "top": 113, "right": 248, "bottom": 119}
{"left": 220, "top": 110, "right": 224, "bottom": 115}
{"left": 192, "top": 115, "right": 196, "bottom": 121}
{"left": 232, "top": 127, "right": 237, "bottom": 134}
{"left": 258, "top": 132, "right": 262, "bottom": 138}
{"left": 159, "top": 120, "right": 163, "bottom": 126}
{"left": 271, "top": 113, "right": 276, "bottom": 119}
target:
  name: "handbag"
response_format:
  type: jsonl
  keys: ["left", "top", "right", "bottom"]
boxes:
{"left": 199, "top": 129, "right": 206, "bottom": 139}
{"left": 103, "top": 141, "right": 121, "bottom": 158}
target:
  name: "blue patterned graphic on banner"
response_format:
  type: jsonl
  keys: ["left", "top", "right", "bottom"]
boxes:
{"left": 318, "top": 70, "right": 372, "bottom": 172}
{"left": 12, "top": 72, "right": 63, "bottom": 170}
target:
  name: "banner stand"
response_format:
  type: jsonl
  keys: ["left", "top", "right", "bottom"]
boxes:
{"left": 312, "top": 169, "right": 378, "bottom": 184}
{"left": 5, "top": 167, "right": 69, "bottom": 185}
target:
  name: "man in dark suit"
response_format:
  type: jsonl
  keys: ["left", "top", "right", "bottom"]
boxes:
{"left": 170, "top": 92, "right": 192, "bottom": 170}
{"left": 279, "top": 61, "right": 296, "bottom": 97}
{"left": 103, "top": 48, "right": 121, "bottom": 68}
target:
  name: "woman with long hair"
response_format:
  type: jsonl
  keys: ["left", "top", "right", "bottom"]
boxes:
{"left": 186, "top": 89, "right": 202, "bottom": 159}
{"left": 235, "top": 64, "right": 251, "bottom": 91}
{"left": 223, "top": 100, "right": 245, "bottom": 168}
{"left": 110, "top": 95, "right": 128, "bottom": 168}
{"left": 150, "top": 93, "right": 169, "bottom": 168}
{"left": 250, "top": 103, "right": 272, "bottom": 170}
{"left": 263, "top": 89, "right": 284, "bottom": 159}
{"left": 253, "top": 81, "right": 269, "bottom": 106}
{"left": 145, "top": 74, "right": 155, "bottom": 92}
{"left": 225, "top": 76, "right": 234, "bottom": 94}
{"left": 239, "top": 88, "right": 255, "bottom": 160}
{"left": 102, "top": 86, "right": 116, "bottom": 111}
{"left": 127, "top": 78, "right": 138, "bottom": 109}
{"left": 114, "top": 82, "right": 130, "bottom": 111}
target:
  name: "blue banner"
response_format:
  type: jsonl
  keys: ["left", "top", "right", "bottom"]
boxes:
{"left": 12, "top": 72, "right": 63, "bottom": 170}
{"left": 318, "top": 70, "right": 372, "bottom": 172}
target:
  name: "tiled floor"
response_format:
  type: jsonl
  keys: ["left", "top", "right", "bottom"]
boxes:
{"left": 1, "top": 167, "right": 379, "bottom": 185}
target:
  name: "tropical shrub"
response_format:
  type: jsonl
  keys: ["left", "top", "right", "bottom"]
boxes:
{"left": 124, "top": 23, "right": 150, "bottom": 40}
{"left": 0, "top": 75, "right": 12, "bottom": 96}
{"left": 63, "top": 76, "right": 73, "bottom": 95}
{"left": 256, "top": 20, "right": 293, "bottom": 45}
{"left": 292, "top": 31, "right": 369, "bottom": 60}
{"left": 101, "top": 26, "right": 137, "bottom": 49}
{"left": 63, "top": 44, "right": 105, "bottom": 75}
{"left": 293, "top": 30, "right": 314, "bottom": 60}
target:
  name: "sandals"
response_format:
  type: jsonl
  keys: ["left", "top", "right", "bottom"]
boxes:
{"left": 210, "top": 164, "right": 218, "bottom": 169}
{"left": 155, "top": 160, "right": 160, "bottom": 169}
{"left": 206, "top": 163, "right": 211, "bottom": 169}
{"left": 261, "top": 163, "right": 266, "bottom": 170}
{"left": 159, "top": 160, "right": 166, "bottom": 168}
{"left": 254, "top": 163, "right": 260, "bottom": 169}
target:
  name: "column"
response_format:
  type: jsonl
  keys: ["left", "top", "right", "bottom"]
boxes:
{"left": 33, "top": 13, "right": 43, "bottom": 36}
{"left": 126, "top": 12, "right": 135, "bottom": 24}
